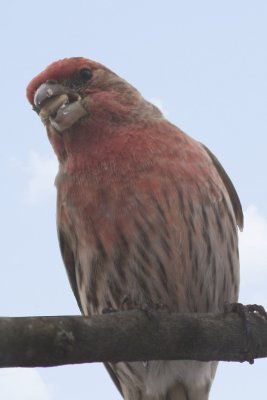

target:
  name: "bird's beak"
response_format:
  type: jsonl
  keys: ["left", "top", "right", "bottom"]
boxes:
{"left": 33, "top": 82, "right": 88, "bottom": 132}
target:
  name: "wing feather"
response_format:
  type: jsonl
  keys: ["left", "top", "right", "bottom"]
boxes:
{"left": 57, "top": 228, "right": 83, "bottom": 312}
{"left": 201, "top": 143, "right": 243, "bottom": 230}
{"left": 57, "top": 228, "right": 123, "bottom": 397}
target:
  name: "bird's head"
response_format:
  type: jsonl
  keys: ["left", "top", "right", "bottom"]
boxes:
{"left": 27, "top": 57, "right": 161, "bottom": 134}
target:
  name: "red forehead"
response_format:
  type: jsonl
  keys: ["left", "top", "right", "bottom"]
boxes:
{"left": 26, "top": 57, "right": 103, "bottom": 104}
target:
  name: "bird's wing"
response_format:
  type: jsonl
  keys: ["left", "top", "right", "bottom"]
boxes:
{"left": 57, "top": 228, "right": 83, "bottom": 312}
{"left": 57, "top": 227, "right": 124, "bottom": 397}
{"left": 201, "top": 143, "right": 243, "bottom": 230}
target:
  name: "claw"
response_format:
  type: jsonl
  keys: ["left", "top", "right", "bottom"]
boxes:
{"left": 102, "top": 306, "right": 117, "bottom": 314}
{"left": 246, "top": 304, "right": 267, "bottom": 319}
{"left": 224, "top": 302, "right": 267, "bottom": 364}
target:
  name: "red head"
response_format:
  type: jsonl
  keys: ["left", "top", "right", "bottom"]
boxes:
{"left": 27, "top": 56, "right": 162, "bottom": 129}
{"left": 27, "top": 57, "right": 104, "bottom": 105}
{"left": 27, "top": 57, "right": 163, "bottom": 166}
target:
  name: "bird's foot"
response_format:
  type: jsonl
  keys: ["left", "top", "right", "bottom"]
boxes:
{"left": 102, "top": 306, "right": 117, "bottom": 314}
{"left": 102, "top": 301, "right": 118, "bottom": 314}
{"left": 224, "top": 302, "right": 267, "bottom": 364}
{"left": 140, "top": 301, "right": 170, "bottom": 321}
{"left": 155, "top": 302, "right": 171, "bottom": 312}
{"left": 244, "top": 304, "right": 267, "bottom": 318}
{"left": 120, "top": 295, "right": 137, "bottom": 310}
{"left": 120, "top": 295, "right": 169, "bottom": 313}
{"left": 140, "top": 303, "right": 158, "bottom": 319}
{"left": 224, "top": 302, "right": 267, "bottom": 318}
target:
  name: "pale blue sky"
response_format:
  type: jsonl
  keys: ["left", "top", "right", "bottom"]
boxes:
{"left": 1, "top": 1, "right": 267, "bottom": 399}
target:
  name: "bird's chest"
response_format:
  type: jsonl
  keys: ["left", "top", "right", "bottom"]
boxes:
{"left": 57, "top": 166, "right": 239, "bottom": 318}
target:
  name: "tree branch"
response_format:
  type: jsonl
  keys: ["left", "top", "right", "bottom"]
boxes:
{"left": 0, "top": 310, "right": 266, "bottom": 368}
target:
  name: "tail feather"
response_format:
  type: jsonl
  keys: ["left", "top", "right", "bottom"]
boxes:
{"left": 166, "top": 381, "right": 209, "bottom": 400}
{"left": 122, "top": 380, "right": 210, "bottom": 400}
{"left": 165, "top": 382, "right": 189, "bottom": 400}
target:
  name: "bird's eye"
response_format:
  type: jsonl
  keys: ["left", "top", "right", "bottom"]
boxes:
{"left": 79, "top": 68, "right": 93, "bottom": 82}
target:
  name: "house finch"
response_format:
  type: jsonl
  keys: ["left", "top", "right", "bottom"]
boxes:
{"left": 27, "top": 57, "right": 243, "bottom": 400}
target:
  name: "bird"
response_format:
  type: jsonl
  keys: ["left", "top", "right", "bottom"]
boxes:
{"left": 27, "top": 57, "right": 243, "bottom": 400}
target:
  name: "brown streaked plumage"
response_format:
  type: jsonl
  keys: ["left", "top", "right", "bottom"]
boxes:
{"left": 27, "top": 57, "right": 243, "bottom": 400}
